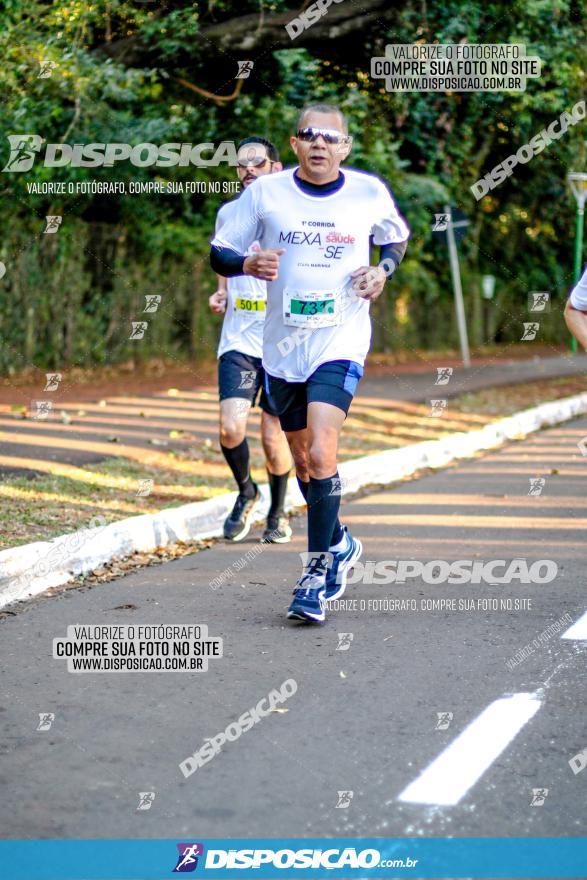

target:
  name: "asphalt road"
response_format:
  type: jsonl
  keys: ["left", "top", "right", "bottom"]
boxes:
{"left": 1, "top": 415, "right": 586, "bottom": 844}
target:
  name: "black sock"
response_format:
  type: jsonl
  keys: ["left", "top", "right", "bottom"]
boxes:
{"left": 221, "top": 439, "right": 256, "bottom": 498}
{"left": 307, "top": 474, "right": 342, "bottom": 553}
{"left": 298, "top": 474, "right": 343, "bottom": 545}
{"left": 267, "top": 469, "right": 290, "bottom": 518}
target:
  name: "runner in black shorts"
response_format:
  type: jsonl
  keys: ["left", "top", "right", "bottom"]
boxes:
{"left": 210, "top": 137, "right": 292, "bottom": 543}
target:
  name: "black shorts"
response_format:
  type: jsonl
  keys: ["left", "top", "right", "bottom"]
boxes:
{"left": 218, "top": 349, "right": 278, "bottom": 416}
{"left": 265, "top": 360, "right": 363, "bottom": 432}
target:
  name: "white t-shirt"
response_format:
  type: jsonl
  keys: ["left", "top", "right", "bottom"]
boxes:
{"left": 569, "top": 267, "right": 587, "bottom": 311}
{"left": 214, "top": 198, "right": 267, "bottom": 359}
{"left": 211, "top": 167, "right": 410, "bottom": 381}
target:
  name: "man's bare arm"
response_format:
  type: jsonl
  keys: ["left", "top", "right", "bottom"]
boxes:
{"left": 564, "top": 300, "right": 587, "bottom": 351}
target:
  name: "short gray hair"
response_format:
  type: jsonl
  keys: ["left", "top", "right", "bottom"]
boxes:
{"left": 296, "top": 103, "right": 348, "bottom": 134}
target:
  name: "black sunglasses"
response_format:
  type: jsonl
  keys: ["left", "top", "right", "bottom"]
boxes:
{"left": 236, "top": 153, "right": 273, "bottom": 168}
{"left": 296, "top": 127, "right": 350, "bottom": 145}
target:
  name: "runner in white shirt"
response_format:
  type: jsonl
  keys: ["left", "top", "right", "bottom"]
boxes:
{"left": 564, "top": 266, "right": 587, "bottom": 350}
{"left": 210, "top": 137, "right": 292, "bottom": 544}
{"left": 211, "top": 105, "right": 410, "bottom": 623}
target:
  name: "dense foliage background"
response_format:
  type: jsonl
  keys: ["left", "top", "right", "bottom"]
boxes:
{"left": 0, "top": 0, "right": 585, "bottom": 375}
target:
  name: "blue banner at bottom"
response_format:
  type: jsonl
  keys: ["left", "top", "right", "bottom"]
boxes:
{"left": 0, "top": 838, "right": 586, "bottom": 879}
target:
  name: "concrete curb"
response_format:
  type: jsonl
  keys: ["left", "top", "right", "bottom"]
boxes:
{"left": 2, "top": 391, "right": 587, "bottom": 610}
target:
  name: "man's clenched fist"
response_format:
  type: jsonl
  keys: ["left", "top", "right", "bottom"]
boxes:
{"left": 243, "top": 248, "right": 286, "bottom": 282}
{"left": 350, "top": 265, "right": 387, "bottom": 302}
{"left": 209, "top": 290, "right": 227, "bottom": 314}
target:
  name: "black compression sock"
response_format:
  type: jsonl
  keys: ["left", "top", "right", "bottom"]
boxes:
{"left": 298, "top": 474, "right": 343, "bottom": 544}
{"left": 267, "top": 469, "right": 290, "bottom": 518}
{"left": 221, "top": 439, "right": 256, "bottom": 498}
{"left": 307, "top": 474, "right": 342, "bottom": 553}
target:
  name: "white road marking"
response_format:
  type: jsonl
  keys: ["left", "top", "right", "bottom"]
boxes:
{"left": 561, "top": 610, "right": 587, "bottom": 640}
{"left": 398, "top": 692, "right": 542, "bottom": 806}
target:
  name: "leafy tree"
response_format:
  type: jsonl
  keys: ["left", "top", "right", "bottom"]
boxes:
{"left": 0, "top": 0, "right": 584, "bottom": 373}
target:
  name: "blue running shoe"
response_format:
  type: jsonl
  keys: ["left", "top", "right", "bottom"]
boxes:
{"left": 287, "top": 554, "right": 328, "bottom": 623}
{"left": 323, "top": 526, "right": 363, "bottom": 602}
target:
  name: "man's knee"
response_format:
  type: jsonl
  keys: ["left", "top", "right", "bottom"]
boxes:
{"left": 220, "top": 398, "right": 250, "bottom": 446}
{"left": 220, "top": 420, "right": 246, "bottom": 447}
{"left": 308, "top": 439, "right": 336, "bottom": 476}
